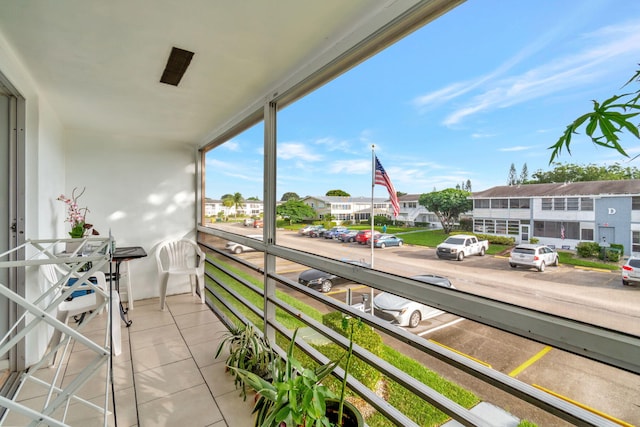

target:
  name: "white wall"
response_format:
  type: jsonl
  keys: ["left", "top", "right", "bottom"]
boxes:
{"left": 0, "top": 31, "right": 66, "bottom": 365}
{"left": 64, "top": 130, "right": 198, "bottom": 301}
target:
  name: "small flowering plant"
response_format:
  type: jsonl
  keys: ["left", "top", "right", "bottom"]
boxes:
{"left": 57, "top": 187, "right": 96, "bottom": 238}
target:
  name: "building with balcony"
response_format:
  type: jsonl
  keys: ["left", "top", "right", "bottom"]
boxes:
{"left": 302, "top": 196, "right": 392, "bottom": 223}
{"left": 1, "top": 2, "right": 638, "bottom": 426}
{"left": 397, "top": 194, "right": 441, "bottom": 227}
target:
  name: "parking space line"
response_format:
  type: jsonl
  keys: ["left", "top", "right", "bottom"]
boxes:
{"left": 428, "top": 338, "right": 492, "bottom": 368}
{"left": 533, "top": 384, "right": 634, "bottom": 427}
{"left": 418, "top": 318, "right": 465, "bottom": 336}
{"left": 509, "top": 345, "right": 552, "bottom": 377}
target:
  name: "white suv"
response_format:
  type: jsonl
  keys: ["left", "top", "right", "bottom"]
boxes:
{"left": 509, "top": 244, "right": 559, "bottom": 272}
{"left": 622, "top": 256, "right": 640, "bottom": 286}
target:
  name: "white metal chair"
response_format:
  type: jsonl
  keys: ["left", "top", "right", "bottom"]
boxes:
{"left": 155, "top": 238, "right": 205, "bottom": 310}
{"left": 41, "top": 264, "right": 108, "bottom": 366}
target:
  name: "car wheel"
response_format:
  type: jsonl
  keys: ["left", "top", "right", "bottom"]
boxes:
{"left": 349, "top": 237, "right": 355, "bottom": 243}
{"left": 622, "top": 279, "right": 630, "bottom": 286}
{"left": 553, "top": 256, "right": 559, "bottom": 267}
{"left": 408, "top": 311, "right": 421, "bottom": 328}
{"left": 380, "top": 243, "right": 386, "bottom": 249}
{"left": 234, "top": 247, "right": 242, "bottom": 255}
{"left": 538, "top": 261, "right": 546, "bottom": 272}
{"left": 509, "top": 263, "right": 517, "bottom": 268}
{"left": 457, "top": 252, "right": 464, "bottom": 261}
{"left": 321, "top": 279, "right": 333, "bottom": 293}
{"left": 398, "top": 241, "right": 403, "bottom": 247}
{"left": 436, "top": 254, "right": 442, "bottom": 259}
{"left": 479, "top": 247, "right": 485, "bottom": 256}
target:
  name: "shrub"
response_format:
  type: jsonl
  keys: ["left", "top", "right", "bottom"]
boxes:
{"left": 576, "top": 241, "right": 600, "bottom": 258}
{"left": 604, "top": 248, "right": 620, "bottom": 263}
{"left": 529, "top": 237, "right": 539, "bottom": 244}
{"left": 374, "top": 215, "right": 393, "bottom": 226}
{"left": 610, "top": 243, "right": 624, "bottom": 254}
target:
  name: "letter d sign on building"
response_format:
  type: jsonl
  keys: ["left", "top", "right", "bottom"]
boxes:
{"left": 608, "top": 208, "right": 616, "bottom": 215}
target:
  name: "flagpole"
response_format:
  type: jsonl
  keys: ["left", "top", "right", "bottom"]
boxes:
{"left": 370, "top": 145, "right": 375, "bottom": 269}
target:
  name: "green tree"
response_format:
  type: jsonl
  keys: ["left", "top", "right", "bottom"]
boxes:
{"left": 280, "top": 192, "right": 300, "bottom": 201}
{"left": 246, "top": 196, "right": 260, "bottom": 201}
{"left": 519, "top": 163, "right": 529, "bottom": 184}
{"left": 465, "top": 179, "right": 472, "bottom": 192}
{"left": 550, "top": 66, "right": 639, "bottom": 162}
{"left": 418, "top": 189, "right": 472, "bottom": 234}
{"left": 223, "top": 192, "right": 245, "bottom": 218}
{"left": 508, "top": 163, "right": 517, "bottom": 185}
{"left": 276, "top": 199, "right": 316, "bottom": 224}
{"left": 530, "top": 162, "right": 639, "bottom": 183}
{"left": 326, "top": 189, "right": 350, "bottom": 196}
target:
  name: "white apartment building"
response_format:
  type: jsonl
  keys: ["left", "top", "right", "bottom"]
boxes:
{"left": 302, "top": 196, "right": 392, "bottom": 223}
{"left": 470, "top": 180, "right": 640, "bottom": 256}
{"left": 397, "top": 194, "right": 441, "bottom": 227}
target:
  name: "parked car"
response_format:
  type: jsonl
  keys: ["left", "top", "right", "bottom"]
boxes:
{"left": 509, "top": 244, "right": 558, "bottom": 272}
{"left": 355, "top": 230, "right": 380, "bottom": 245}
{"left": 253, "top": 219, "right": 263, "bottom": 228}
{"left": 243, "top": 218, "right": 253, "bottom": 226}
{"left": 308, "top": 226, "right": 327, "bottom": 238}
{"left": 622, "top": 256, "right": 640, "bottom": 286}
{"left": 373, "top": 234, "right": 403, "bottom": 249}
{"left": 338, "top": 230, "right": 358, "bottom": 243}
{"left": 225, "top": 235, "right": 263, "bottom": 254}
{"left": 297, "top": 260, "right": 370, "bottom": 293}
{"left": 298, "top": 225, "right": 321, "bottom": 236}
{"left": 436, "top": 234, "right": 488, "bottom": 261}
{"left": 373, "top": 275, "right": 454, "bottom": 328}
{"left": 324, "top": 226, "right": 349, "bottom": 239}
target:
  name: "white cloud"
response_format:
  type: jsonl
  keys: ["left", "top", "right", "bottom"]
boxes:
{"left": 223, "top": 140, "right": 240, "bottom": 151}
{"left": 278, "top": 143, "right": 323, "bottom": 161}
{"left": 414, "top": 20, "right": 640, "bottom": 127}
{"left": 499, "top": 146, "right": 532, "bottom": 152}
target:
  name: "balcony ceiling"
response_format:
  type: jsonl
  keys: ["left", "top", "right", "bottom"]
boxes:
{"left": 0, "top": 1, "right": 416, "bottom": 145}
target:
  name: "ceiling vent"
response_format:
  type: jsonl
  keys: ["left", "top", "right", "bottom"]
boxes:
{"left": 160, "top": 47, "right": 194, "bottom": 86}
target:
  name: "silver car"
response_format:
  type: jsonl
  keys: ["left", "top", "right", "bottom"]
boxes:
{"left": 373, "top": 275, "right": 454, "bottom": 328}
{"left": 622, "top": 256, "right": 640, "bottom": 286}
{"left": 509, "top": 244, "right": 558, "bottom": 272}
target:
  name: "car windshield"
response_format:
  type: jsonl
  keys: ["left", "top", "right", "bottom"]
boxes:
{"left": 513, "top": 247, "right": 535, "bottom": 254}
{"left": 445, "top": 238, "right": 465, "bottom": 245}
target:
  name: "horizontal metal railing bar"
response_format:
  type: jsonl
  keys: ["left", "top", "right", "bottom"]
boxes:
{"left": 268, "top": 318, "right": 421, "bottom": 427}
{"left": 265, "top": 291, "right": 490, "bottom": 427}
{"left": 270, "top": 273, "right": 618, "bottom": 426}
{"left": 198, "top": 232, "right": 626, "bottom": 426}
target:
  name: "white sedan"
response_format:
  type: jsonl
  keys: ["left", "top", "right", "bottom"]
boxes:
{"left": 373, "top": 275, "right": 454, "bottom": 328}
{"left": 225, "top": 235, "right": 263, "bottom": 254}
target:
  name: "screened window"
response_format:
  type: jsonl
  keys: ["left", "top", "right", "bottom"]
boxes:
{"left": 581, "top": 228, "right": 594, "bottom": 241}
{"left": 581, "top": 198, "right": 594, "bottom": 211}
{"left": 495, "top": 220, "right": 507, "bottom": 234}
{"left": 475, "top": 199, "right": 490, "bottom": 209}
{"left": 474, "top": 219, "right": 485, "bottom": 233}
{"left": 567, "top": 198, "right": 579, "bottom": 211}
{"left": 554, "top": 198, "right": 565, "bottom": 211}
{"left": 632, "top": 197, "right": 640, "bottom": 211}
{"left": 510, "top": 198, "right": 530, "bottom": 209}
{"left": 491, "top": 198, "right": 508, "bottom": 209}
{"left": 508, "top": 220, "right": 520, "bottom": 235}
{"left": 633, "top": 231, "right": 640, "bottom": 252}
{"left": 541, "top": 198, "right": 552, "bottom": 210}
{"left": 534, "top": 221, "right": 579, "bottom": 239}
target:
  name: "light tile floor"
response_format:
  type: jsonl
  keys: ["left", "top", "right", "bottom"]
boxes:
{"left": 3, "top": 294, "right": 254, "bottom": 427}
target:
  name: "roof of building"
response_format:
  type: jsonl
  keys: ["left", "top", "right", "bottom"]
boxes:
{"left": 471, "top": 180, "right": 640, "bottom": 198}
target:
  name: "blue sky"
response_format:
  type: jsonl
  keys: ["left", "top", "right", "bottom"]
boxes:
{"left": 206, "top": 0, "right": 640, "bottom": 201}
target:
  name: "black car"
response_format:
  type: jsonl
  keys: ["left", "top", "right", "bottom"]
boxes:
{"left": 297, "top": 260, "right": 370, "bottom": 293}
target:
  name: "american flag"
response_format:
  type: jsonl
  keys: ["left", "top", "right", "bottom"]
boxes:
{"left": 560, "top": 224, "right": 565, "bottom": 240}
{"left": 374, "top": 156, "right": 400, "bottom": 217}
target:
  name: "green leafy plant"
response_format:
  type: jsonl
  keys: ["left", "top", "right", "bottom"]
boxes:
{"left": 549, "top": 66, "right": 639, "bottom": 162}
{"left": 215, "top": 323, "right": 276, "bottom": 400}
{"left": 230, "top": 328, "right": 363, "bottom": 426}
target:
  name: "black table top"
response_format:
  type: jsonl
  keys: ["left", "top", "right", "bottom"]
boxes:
{"left": 112, "top": 246, "right": 147, "bottom": 261}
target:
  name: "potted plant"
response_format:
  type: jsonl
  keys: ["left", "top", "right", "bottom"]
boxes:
{"left": 215, "top": 323, "right": 276, "bottom": 400}
{"left": 231, "top": 326, "right": 364, "bottom": 427}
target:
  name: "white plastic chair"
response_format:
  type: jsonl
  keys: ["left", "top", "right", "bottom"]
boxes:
{"left": 155, "top": 238, "right": 205, "bottom": 310}
{"left": 41, "top": 264, "right": 108, "bottom": 366}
